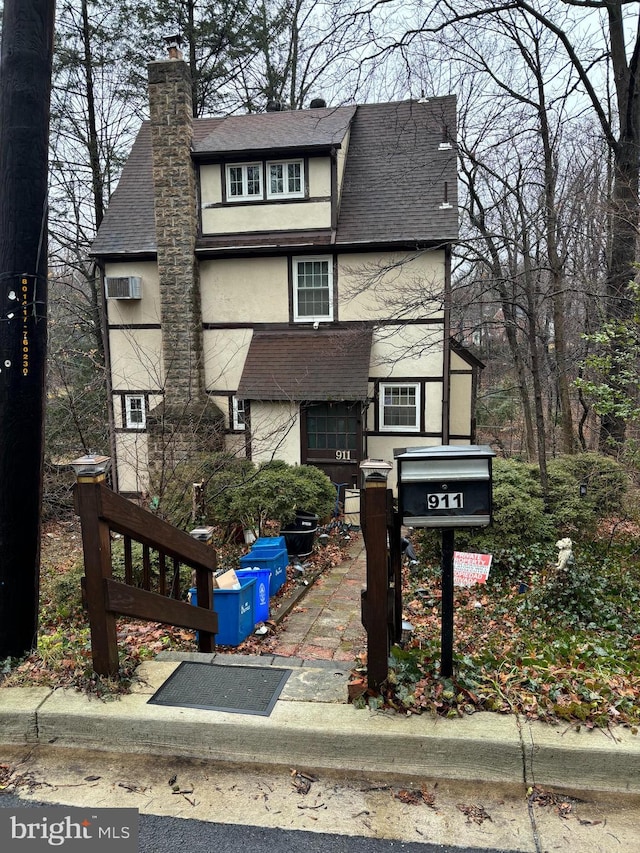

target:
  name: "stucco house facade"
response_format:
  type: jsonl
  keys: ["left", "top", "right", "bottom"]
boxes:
{"left": 91, "top": 48, "right": 481, "bottom": 497}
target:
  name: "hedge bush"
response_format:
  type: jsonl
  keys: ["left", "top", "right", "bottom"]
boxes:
{"left": 207, "top": 458, "right": 335, "bottom": 538}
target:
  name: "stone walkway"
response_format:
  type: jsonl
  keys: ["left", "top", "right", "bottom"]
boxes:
{"left": 269, "top": 536, "right": 367, "bottom": 663}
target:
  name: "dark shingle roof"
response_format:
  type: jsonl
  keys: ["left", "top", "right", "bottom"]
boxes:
{"left": 194, "top": 106, "right": 356, "bottom": 155}
{"left": 237, "top": 328, "right": 373, "bottom": 401}
{"left": 337, "top": 99, "right": 458, "bottom": 244}
{"left": 91, "top": 99, "right": 457, "bottom": 258}
{"left": 90, "top": 123, "right": 156, "bottom": 256}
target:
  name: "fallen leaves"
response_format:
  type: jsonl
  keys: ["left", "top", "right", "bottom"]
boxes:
{"left": 290, "top": 768, "right": 319, "bottom": 795}
{"left": 456, "top": 803, "right": 492, "bottom": 825}
{"left": 395, "top": 784, "right": 437, "bottom": 808}
{"left": 527, "top": 785, "right": 575, "bottom": 819}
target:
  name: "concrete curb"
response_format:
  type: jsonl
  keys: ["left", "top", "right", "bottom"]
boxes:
{"left": 1, "top": 657, "right": 639, "bottom": 795}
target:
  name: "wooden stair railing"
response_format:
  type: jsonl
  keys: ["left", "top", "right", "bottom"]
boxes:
{"left": 74, "top": 477, "right": 218, "bottom": 677}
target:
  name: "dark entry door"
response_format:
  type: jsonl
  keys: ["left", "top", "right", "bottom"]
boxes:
{"left": 302, "top": 402, "right": 362, "bottom": 488}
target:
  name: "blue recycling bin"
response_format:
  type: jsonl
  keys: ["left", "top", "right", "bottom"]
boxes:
{"left": 240, "top": 548, "right": 287, "bottom": 597}
{"left": 236, "top": 568, "right": 271, "bottom": 623}
{"left": 189, "top": 576, "right": 256, "bottom": 646}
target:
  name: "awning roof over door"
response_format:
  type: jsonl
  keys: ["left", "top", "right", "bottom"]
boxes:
{"left": 237, "top": 328, "right": 373, "bottom": 401}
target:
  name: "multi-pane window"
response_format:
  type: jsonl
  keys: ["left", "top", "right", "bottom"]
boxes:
{"left": 125, "top": 394, "right": 146, "bottom": 429}
{"left": 226, "top": 163, "right": 262, "bottom": 200}
{"left": 294, "top": 257, "right": 333, "bottom": 321}
{"left": 379, "top": 383, "right": 420, "bottom": 432}
{"left": 306, "top": 404, "right": 358, "bottom": 450}
{"left": 267, "top": 160, "right": 303, "bottom": 198}
{"left": 232, "top": 397, "right": 246, "bottom": 431}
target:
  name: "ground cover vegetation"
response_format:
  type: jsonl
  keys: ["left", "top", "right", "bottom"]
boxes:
{"left": 378, "top": 455, "right": 640, "bottom": 729}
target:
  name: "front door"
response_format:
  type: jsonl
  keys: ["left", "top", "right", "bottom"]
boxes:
{"left": 301, "top": 402, "right": 362, "bottom": 489}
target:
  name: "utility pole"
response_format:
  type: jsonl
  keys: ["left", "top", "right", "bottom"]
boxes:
{"left": 0, "top": 0, "right": 56, "bottom": 658}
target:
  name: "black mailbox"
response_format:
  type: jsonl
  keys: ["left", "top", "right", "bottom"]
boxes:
{"left": 395, "top": 445, "right": 495, "bottom": 528}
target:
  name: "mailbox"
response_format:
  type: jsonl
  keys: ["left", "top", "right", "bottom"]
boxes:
{"left": 395, "top": 445, "right": 495, "bottom": 528}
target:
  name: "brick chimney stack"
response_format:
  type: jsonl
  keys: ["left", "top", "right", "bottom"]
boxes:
{"left": 146, "top": 41, "right": 223, "bottom": 476}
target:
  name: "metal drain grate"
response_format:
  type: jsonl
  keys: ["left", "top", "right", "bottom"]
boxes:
{"left": 148, "top": 662, "right": 292, "bottom": 716}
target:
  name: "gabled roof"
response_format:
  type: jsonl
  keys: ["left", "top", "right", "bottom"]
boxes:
{"left": 237, "top": 328, "right": 373, "bottom": 401}
{"left": 91, "top": 98, "right": 457, "bottom": 258}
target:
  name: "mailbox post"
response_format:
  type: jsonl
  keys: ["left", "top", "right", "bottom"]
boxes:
{"left": 396, "top": 446, "right": 495, "bottom": 677}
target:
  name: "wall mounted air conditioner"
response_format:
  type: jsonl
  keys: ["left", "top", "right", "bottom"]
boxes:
{"left": 105, "top": 276, "right": 142, "bottom": 300}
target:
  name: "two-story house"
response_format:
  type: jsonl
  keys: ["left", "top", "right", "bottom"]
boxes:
{"left": 90, "top": 45, "right": 481, "bottom": 498}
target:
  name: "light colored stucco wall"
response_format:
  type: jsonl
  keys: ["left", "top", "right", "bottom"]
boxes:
{"left": 450, "top": 372, "right": 473, "bottom": 435}
{"left": 370, "top": 324, "right": 444, "bottom": 378}
{"left": 308, "top": 157, "right": 331, "bottom": 197}
{"left": 200, "top": 258, "right": 288, "bottom": 324}
{"left": 104, "top": 261, "right": 162, "bottom": 326}
{"left": 200, "top": 164, "right": 223, "bottom": 205}
{"left": 424, "top": 381, "right": 445, "bottom": 433}
{"left": 249, "top": 401, "right": 301, "bottom": 465}
{"left": 203, "top": 328, "right": 253, "bottom": 390}
{"left": 109, "top": 328, "right": 163, "bottom": 389}
{"left": 338, "top": 251, "right": 445, "bottom": 322}
{"left": 202, "top": 201, "right": 331, "bottom": 234}
{"left": 115, "top": 431, "right": 150, "bottom": 494}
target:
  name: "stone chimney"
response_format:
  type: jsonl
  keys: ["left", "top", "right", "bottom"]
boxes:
{"left": 146, "top": 42, "right": 223, "bottom": 480}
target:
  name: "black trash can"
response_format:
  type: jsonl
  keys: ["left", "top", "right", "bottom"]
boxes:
{"left": 281, "top": 510, "right": 319, "bottom": 557}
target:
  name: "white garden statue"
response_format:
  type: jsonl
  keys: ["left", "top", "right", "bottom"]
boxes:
{"left": 555, "top": 537, "right": 574, "bottom": 572}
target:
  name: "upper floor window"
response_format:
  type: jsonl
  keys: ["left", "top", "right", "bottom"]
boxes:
{"left": 267, "top": 160, "right": 304, "bottom": 199}
{"left": 226, "top": 163, "right": 262, "bottom": 201}
{"left": 125, "top": 394, "right": 146, "bottom": 430}
{"left": 379, "top": 382, "right": 420, "bottom": 432}
{"left": 293, "top": 257, "right": 333, "bottom": 322}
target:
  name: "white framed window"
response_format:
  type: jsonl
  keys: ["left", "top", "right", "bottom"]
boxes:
{"left": 293, "top": 257, "right": 333, "bottom": 322}
{"left": 232, "top": 397, "right": 246, "bottom": 431}
{"left": 226, "top": 163, "right": 262, "bottom": 201}
{"left": 379, "top": 382, "right": 420, "bottom": 432}
{"left": 267, "top": 160, "right": 304, "bottom": 199}
{"left": 125, "top": 394, "right": 146, "bottom": 429}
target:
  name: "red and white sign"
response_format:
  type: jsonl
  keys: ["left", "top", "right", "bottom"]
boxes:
{"left": 453, "top": 552, "right": 492, "bottom": 587}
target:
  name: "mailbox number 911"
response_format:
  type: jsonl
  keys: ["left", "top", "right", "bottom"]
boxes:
{"left": 427, "top": 492, "right": 464, "bottom": 510}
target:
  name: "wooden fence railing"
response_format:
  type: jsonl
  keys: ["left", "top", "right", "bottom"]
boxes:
{"left": 74, "top": 475, "right": 218, "bottom": 677}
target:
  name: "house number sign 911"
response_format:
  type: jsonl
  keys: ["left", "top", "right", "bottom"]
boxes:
{"left": 427, "top": 491, "right": 464, "bottom": 510}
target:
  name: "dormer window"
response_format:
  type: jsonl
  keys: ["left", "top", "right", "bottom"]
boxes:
{"left": 226, "top": 163, "right": 262, "bottom": 200}
{"left": 267, "top": 160, "right": 304, "bottom": 198}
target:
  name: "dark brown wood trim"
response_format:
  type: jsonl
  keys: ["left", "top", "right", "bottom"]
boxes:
{"left": 104, "top": 578, "right": 218, "bottom": 633}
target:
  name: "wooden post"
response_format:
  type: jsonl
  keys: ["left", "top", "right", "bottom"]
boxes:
{"left": 440, "top": 528, "right": 455, "bottom": 678}
{"left": 361, "top": 473, "right": 390, "bottom": 692}
{"left": 195, "top": 557, "right": 215, "bottom": 653}
{"left": 74, "top": 477, "right": 120, "bottom": 677}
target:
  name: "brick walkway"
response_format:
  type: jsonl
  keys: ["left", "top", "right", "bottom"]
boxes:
{"left": 269, "top": 536, "right": 367, "bottom": 663}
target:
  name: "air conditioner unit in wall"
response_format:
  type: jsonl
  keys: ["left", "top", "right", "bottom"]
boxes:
{"left": 105, "top": 276, "right": 142, "bottom": 299}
